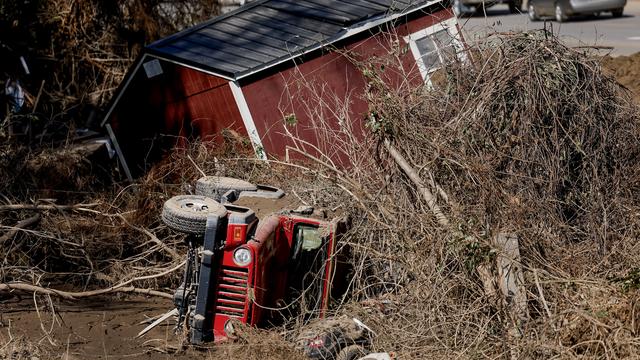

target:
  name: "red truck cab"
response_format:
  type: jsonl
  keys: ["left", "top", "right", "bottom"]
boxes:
{"left": 212, "top": 205, "right": 344, "bottom": 340}
{"left": 162, "top": 193, "right": 347, "bottom": 344}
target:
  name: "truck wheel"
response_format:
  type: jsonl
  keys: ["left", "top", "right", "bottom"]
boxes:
{"left": 195, "top": 176, "right": 257, "bottom": 201}
{"left": 555, "top": 3, "right": 567, "bottom": 22}
{"left": 162, "top": 195, "right": 227, "bottom": 235}
{"left": 335, "top": 345, "right": 367, "bottom": 360}
{"left": 612, "top": 8, "right": 623, "bottom": 17}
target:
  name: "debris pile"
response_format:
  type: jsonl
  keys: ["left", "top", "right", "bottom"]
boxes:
{"left": 2, "top": 30, "right": 640, "bottom": 359}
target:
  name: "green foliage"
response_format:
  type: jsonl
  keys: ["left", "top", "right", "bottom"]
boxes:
{"left": 463, "top": 241, "right": 495, "bottom": 274}
{"left": 284, "top": 113, "right": 298, "bottom": 126}
{"left": 613, "top": 268, "right": 640, "bottom": 292}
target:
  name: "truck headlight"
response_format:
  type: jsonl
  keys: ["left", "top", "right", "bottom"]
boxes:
{"left": 233, "top": 247, "right": 252, "bottom": 266}
{"left": 224, "top": 320, "right": 235, "bottom": 336}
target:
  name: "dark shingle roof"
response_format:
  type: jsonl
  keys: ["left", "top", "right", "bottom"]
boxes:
{"left": 147, "top": 0, "right": 436, "bottom": 80}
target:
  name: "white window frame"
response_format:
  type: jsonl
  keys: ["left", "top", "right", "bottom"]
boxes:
{"left": 403, "top": 17, "right": 466, "bottom": 85}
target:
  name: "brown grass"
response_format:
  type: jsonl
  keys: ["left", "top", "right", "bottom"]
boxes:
{"left": 2, "top": 30, "right": 640, "bottom": 359}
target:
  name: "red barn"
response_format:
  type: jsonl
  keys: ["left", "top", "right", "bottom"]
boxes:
{"left": 102, "top": 0, "right": 464, "bottom": 179}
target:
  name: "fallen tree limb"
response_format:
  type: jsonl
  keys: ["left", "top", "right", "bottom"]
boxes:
{"left": 0, "top": 283, "right": 172, "bottom": 299}
{"left": 384, "top": 139, "right": 451, "bottom": 228}
{"left": 0, "top": 260, "right": 185, "bottom": 300}
{"left": 0, "top": 203, "right": 99, "bottom": 211}
{"left": 0, "top": 214, "right": 41, "bottom": 244}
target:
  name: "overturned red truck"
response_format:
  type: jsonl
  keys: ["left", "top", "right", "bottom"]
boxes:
{"left": 160, "top": 177, "right": 363, "bottom": 358}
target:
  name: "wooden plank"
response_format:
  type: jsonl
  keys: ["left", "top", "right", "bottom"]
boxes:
{"left": 494, "top": 233, "right": 528, "bottom": 360}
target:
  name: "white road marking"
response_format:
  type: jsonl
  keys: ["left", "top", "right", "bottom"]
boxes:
{"left": 627, "top": 36, "right": 640, "bottom": 40}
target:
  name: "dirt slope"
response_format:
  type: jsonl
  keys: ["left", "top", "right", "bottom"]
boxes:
{"left": 603, "top": 52, "right": 640, "bottom": 103}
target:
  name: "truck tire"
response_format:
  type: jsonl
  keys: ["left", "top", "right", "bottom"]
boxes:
{"left": 195, "top": 176, "right": 257, "bottom": 201}
{"left": 162, "top": 195, "right": 227, "bottom": 235}
{"left": 335, "top": 345, "right": 367, "bottom": 360}
{"left": 612, "top": 8, "right": 623, "bottom": 17}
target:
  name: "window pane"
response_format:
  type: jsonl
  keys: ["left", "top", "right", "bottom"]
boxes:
{"left": 432, "top": 29, "right": 457, "bottom": 63}
{"left": 415, "top": 36, "right": 440, "bottom": 70}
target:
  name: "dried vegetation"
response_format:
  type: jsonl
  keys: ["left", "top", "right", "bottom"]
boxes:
{"left": 2, "top": 27, "right": 640, "bottom": 359}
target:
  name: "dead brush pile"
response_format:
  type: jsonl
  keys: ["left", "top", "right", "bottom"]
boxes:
{"left": 2, "top": 29, "right": 640, "bottom": 359}
{"left": 275, "top": 31, "right": 640, "bottom": 358}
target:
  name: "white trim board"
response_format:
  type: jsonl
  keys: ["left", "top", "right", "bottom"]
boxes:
{"left": 229, "top": 81, "right": 268, "bottom": 160}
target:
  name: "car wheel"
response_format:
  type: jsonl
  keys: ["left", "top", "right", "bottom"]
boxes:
{"left": 612, "top": 8, "right": 623, "bottom": 17}
{"left": 161, "top": 195, "right": 227, "bottom": 235}
{"left": 555, "top": 3, "right": 567, "bottom": 22}
{"left": 335, "top": 345, "right": 367, "bottom": 360}
{"left": 509, "top": 0, "right": 522, "bottom": 13}
{"left": 195, "top": 176, "right": 257, "bottom": 201}
{"left": 528, "top": 2, "right": 540, "bottom": 20}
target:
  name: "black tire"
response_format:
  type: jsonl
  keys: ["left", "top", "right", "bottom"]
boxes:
{"left": 195, "top": 176, "right": 257, "bottom": 201}
{"left": 528, "top": 2, "right": 539, "bottom": 20}
{"left": 509, "top": 0, "right": 521, "bottom": 13}
{"left": 555, "top": 3, "right": 567, "bottom": 22}
{"left": 335, "top": 345, "right": 367, "bottom": 360}
{"left": 612, "top": 8, "right": 623, "bottom": 17}
{"left": 162, "top": 195, "right": 227, "bottom": 234}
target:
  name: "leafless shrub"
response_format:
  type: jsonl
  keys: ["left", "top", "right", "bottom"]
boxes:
{"left": 270, "top": 30, "right": 640, "bottom": 358}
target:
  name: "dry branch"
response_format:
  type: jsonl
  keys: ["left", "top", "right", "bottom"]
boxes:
{"left": 0, "top": 261, "right": 184, "bottom": 300}
{"left": 383, "top": 139, "right": 451, "bottom": 228}
{"left": 0, "top": 214, "right": 40, "bottom": 244}
{"left": 0, "top": 203, "right": 99, "bottom": 212}
{"left": 0, "top": 283, "right": 171, "bottom": 299}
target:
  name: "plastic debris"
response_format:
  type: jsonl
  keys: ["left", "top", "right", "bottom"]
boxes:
{"left": 5, "top": 78, "right": 25, "bottom": 112}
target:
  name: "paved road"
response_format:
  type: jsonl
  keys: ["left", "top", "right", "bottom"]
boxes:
{"left": 460, "top": 0, "right": 640, "bottom": 55}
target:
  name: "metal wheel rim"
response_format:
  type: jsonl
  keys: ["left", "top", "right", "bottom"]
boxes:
{"left": 179, "top": 200, "right": 210, "bottom": 212}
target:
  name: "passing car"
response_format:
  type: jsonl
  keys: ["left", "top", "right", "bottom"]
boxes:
{"left": 453, "top": 0, "right": 523, "bottom": 16}
{"left": 528, "top": 0, "right": 626, "bottom": 21}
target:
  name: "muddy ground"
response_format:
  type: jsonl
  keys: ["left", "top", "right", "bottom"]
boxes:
{"left": 1, "top": 293, "right": 301, "bottom": 359}
{"left": 1, "top": 296, "right": 185, "bottom": 359}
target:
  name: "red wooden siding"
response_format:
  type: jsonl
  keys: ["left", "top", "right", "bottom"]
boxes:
{"left": 110, "top": 61, "right": 245, "bottom": 175}
{"left": 241, "top": 9, "right": 454, "bottom": 162}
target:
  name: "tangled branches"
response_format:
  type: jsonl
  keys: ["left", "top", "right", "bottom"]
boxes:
{"left": 278, "top": 30, "right": 640, "bottom": 358}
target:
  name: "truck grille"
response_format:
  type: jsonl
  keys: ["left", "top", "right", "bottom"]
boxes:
{"left": 216, "top": 267, "right": 249, "bottom": 319}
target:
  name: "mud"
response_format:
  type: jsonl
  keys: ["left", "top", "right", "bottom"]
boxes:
{"left": 0, "top": 296, "right": 197, "bottom": 359}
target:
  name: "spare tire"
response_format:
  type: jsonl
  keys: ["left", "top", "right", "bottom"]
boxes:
{"left": 162, "top": 195, "right": 227, "bottom": 235}
{"left": 195, "top": 176, "right": 257, "bottom": 201}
